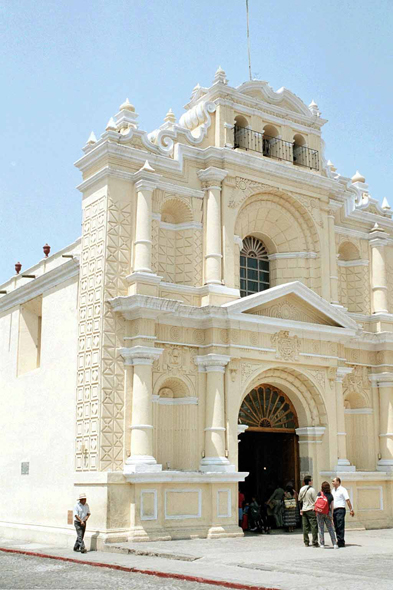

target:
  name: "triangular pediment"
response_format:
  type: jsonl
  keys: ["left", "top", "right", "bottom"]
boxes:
{"left": 243, "top": 293, "right": 339, "bottom": 326}
{"left": 222, "top": 281, "right": 358, "bottom": 331}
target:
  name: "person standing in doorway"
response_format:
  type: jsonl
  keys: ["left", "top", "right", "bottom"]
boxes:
{"left": 298, "top": 476, "right": 318, "bottom": 547}
{"left": 331, "top": 477, "right": 355, "bottom": 547}
{"left": 73, "top": 493, "right": 91, "bottom": 553}
{"left": 315, "top": 481, "right": 338, "bottom": 549}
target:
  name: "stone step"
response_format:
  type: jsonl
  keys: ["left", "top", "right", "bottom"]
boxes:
{"left": 102, "top": 543, "right": 200, "bottom": 561}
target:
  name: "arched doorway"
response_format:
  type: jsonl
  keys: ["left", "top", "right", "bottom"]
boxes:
{"left": 238, "top": 384, "right": 300, "bottom": 503}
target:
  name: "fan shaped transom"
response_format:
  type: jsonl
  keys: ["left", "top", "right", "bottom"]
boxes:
{"left": 239, "top": 384, "right": 298, "bottom": 431}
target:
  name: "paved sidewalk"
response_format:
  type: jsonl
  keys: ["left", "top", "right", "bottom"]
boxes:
{"left": 1, "top": 529, "right": 393, "bottom": 590}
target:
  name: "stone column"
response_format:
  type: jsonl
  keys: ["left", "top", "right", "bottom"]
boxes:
{"left": 327, "top": 206, "right": 339, "bottom": 304}
{"left": 132, "top": 162, "right": 161, "bottom": 275}
{"left": 376, "top": 375, "right": 393, "bottom": 471}
{"left": 195, "top": 354, "right": 234, "bottom": 472}
{"left": 335, "top": 367, "right": 355, "bottom": 471}
{"left": 369, "top": 224, "right": 389, "bottom": 314}
{"left": 197, "top": 167, "right": 228, "bottom": 286}
{"left": 120, "top": 345, "right": 164, "bottom": 473}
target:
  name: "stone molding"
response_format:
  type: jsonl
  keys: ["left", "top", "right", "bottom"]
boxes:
{"left": 197, "top": 167, "right": 228, "bottom": 187}
{"left": 119, "top": 345, "right": 164, "bottom": 366}
{"left": 336, "top": 366, "right": 354, "bottom": 382}
{"left": 194, "top": 354, "right": 231, "bottom": 372}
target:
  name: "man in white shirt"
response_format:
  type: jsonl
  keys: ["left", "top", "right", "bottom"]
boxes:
{"left": 331, "top": 477, "right": 355, "bottom": 547}
{"left": 73, "top": 493, "right": 91, "bottom": 553}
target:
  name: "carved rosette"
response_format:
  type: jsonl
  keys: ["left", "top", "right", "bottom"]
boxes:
{"left": 271, "top": 330, "right": 300, "bottom": 362}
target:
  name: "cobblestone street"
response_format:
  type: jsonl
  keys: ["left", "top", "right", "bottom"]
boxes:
{"left": 0, "top": 552, "right": 231, "bottom": 590}
{"left": 2, "top": 529, "right": 393, "bottom": 590}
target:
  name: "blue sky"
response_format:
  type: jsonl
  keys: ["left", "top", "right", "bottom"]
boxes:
{"left": 0, "top": 0, "right": 392, "bottom": 284}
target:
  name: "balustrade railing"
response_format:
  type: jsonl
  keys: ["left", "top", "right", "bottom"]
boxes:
{"left": 233, "top": 125, "right": 319, "bottom": 171}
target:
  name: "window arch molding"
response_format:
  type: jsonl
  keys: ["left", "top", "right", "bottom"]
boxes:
{"left": 240, "top": 236, "right": 270, "bottom": 297}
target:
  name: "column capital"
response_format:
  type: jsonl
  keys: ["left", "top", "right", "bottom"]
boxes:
{"left": 133, "top": 160, "right": 162, "bottom": 192}
{"left": 336, "top": 366, "right": 353, "bottom": 383}
{"left": 369, "top": 223, "right": 389, "bottom": 247}
{"left": 369, "top": 372, "right": 393, "bottom": 386}
{"left": 119, "top": 345, "right": 164, "bottom": 366}
{"left": 195, "top": 354, "right": 231, "bottom": 372}
{"left": 197, "top": 167, "right": 228, "bottom": 189}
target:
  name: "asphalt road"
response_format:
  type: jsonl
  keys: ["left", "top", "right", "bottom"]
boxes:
{"left": 0, "top": 553, "right": 232, "bottom": 590}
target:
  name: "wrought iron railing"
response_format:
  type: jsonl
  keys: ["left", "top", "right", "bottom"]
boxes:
{"left": 233, "top": 125, "right": 319, "bottom": 171}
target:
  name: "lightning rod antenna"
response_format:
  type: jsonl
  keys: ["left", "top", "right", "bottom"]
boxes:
{"left": 246, "top": 0, "right": 252, "bottom": 80}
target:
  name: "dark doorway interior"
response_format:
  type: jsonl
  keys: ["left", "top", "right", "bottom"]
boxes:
{"left": 238, "top": 430, "right": 300, "bottom": 503}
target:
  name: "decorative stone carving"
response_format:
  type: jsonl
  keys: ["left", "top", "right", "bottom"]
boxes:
{"left": 228, "top": 177, "right": 282, "bottom": 209}
{"left": 271, "top": 330, "right": 300, "bottom": 361}
{"left": 156, "top": 344, "right": 197, "bottom": 376}
{"left": 193, "top": 329, "right": 205, "bottom": 344}
{"left": 170, "top": 326, "right": 182, "bottom": 341}
{"left": 241, "top": 362, "right": 262, "bottom": 384}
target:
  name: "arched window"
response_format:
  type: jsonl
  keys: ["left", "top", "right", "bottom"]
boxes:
{"left": 239, "top": 385, "right": 299, "bottom": 431}
{"left": 240, "top": 236, "right": 269, "bottom": 297}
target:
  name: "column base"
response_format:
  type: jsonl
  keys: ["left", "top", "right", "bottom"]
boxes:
{"left": 334, "top": 459, "right": 356, "bottom": 472}
{"left": 199, "top": 457, "right": 236, "bottom": 473}
{"left": 126, "top": 272, "right": 162, "bottom": 296}
{"left": 377, "top": 459, "right": 393, "bottom": 472}
{"left": 124, "top": 456, "right": 162, "bottom": 474}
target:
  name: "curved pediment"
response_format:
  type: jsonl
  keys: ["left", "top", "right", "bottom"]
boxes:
{"left": 236, "top": 81, "right": 312, "bottom": 117}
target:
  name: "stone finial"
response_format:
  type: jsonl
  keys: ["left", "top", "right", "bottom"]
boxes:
{"left": 139, "top": 160, "right": 155, "bottom": 173}
{"left": 164, "top": 108, "right": 176, "bottom": 124}
{"left": 43, "top": 244, "right": 51, "bottom": 258}
{"left": 382, "top": 197, "right": 391, "bottom": 210}
{"left": 213, "top": 66, "right": 228, "bottom": 85}
{"left": 15, "top": 262, "right": 22, "bottom": 275}
{"left": 309, "top": 100, "right": 320, "bottom": 117}
{"left": 105, "top": 117, "right": 117, "bottom": 131}
{"left": 119, "top": 98, "right": 135, "bottom": 112}
{"left": 86, "top": 131, "right": 97, "bottom": 145}
{"left": 190, "top": 83, "right": 201, "bottom": 99}
{"left": 351, "top": 170, "right": 366, "bottom": 184}
{"left": 370, "top": 222, "right": 387, "bottom": 235}
{"left": 327, "top": 160, "right": 337, "bottom": 173}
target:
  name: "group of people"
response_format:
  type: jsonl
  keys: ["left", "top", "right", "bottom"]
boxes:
{"left": 299, "top": 476, "right": 354, "bottom": 548}
{"left": 239, "top": 476, "right": 355, "bottom": 548}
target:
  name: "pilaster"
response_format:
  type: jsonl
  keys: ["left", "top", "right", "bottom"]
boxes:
{"left": 120, "top": 346, "right": 164, "bottom": 473}
{"left": 195, "top": 354, "right": 235, "bottom": 473}
{"left": 335, "top": 367, "right": 356, "bottom": 472}
{"left": 197, "top": 167, "right": 228, "bottom": 295}
{"left": 369, "top": 224, "right": 389, "bottom": 314}
{"left": 370, "top": 373, "right": 393, "bottom": 471}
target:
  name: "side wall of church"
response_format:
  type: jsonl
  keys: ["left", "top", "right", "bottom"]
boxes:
{"left": 0, "top": 276, "right": 79, "bottom": 540}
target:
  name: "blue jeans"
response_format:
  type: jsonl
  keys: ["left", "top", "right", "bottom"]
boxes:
{"left": 316, "top": 512, "right": 337, "bottom": 546}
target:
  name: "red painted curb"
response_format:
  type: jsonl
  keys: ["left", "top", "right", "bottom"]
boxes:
{"left": 0, "top": 546, "right": 279, "bottom": 590}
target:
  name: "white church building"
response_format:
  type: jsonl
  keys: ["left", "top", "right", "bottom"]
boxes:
{"left": 1, "top": 68, "right": 393, "bottom": 548}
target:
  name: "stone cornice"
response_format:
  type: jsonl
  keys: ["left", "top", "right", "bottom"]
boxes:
{"left": 0, "top": 259, "right": 79, "bottom": 314}
{"left": 110, "top": 294, "right": 181, "bottom": 320}
{"left": 197, "top": 166, "right": 228, "bottom": 187}
{"left": 75, "top": 138, "right": 346, "bottom": 202}
{"left": 119, "top": 345, "right": 164, "bottom": 366}
{"left": 336, "top": 366, "right": 354, "bottom": 382}
{"left": 76, "top": 164, "right": 204, "bottom": 199}
{"left": 194, "top": 353, "right": 231, "bottom": 372}
{"left": 110, "top": 291, "right": 359, "bottom": 343}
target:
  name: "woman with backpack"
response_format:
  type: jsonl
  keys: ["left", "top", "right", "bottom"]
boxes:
{"left": 315, "top": 481, "right": 338, "bottom": 549}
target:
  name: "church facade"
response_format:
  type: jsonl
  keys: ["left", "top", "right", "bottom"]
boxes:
{"left": 1, "top": 68, "right": 393, "bottom": 548}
